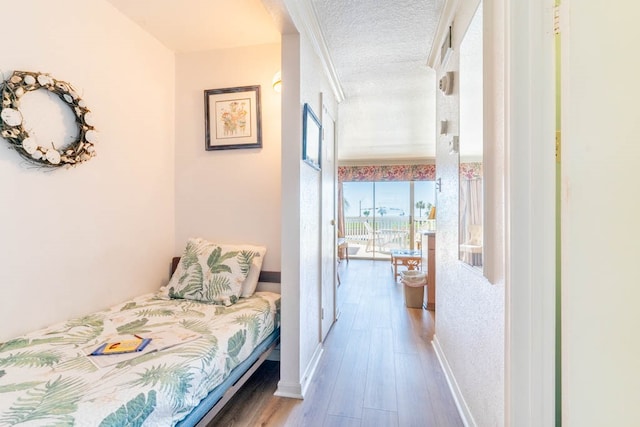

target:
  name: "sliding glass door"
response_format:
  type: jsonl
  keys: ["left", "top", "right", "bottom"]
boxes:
{"left": 373, "top": 181, "right": 410, "bottom": 255}
{"left": 342, "top": 181, "right": 436, "bottom": 259}
{"left": 414, "top": 181, "right": 437, "bottom": 234}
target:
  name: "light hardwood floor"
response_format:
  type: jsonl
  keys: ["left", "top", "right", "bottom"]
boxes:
{"left": 209, "top": 259, "right": 463, "bottom": 426}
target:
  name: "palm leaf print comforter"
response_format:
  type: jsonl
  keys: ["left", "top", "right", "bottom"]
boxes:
{"left": 0, "top": 291, "right": 280, "bottom": 426}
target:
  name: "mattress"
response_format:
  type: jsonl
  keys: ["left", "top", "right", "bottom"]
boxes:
{"left": 0, "top": 291, "right": 280, "bottom": 426}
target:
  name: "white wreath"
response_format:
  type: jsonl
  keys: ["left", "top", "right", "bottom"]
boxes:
{"left": 0, "top": 70, "right": 97, "bottom": 168}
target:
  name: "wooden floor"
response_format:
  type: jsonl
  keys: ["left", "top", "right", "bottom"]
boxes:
{"left": 209, "top": 259, "right": 463, "bottom": 427}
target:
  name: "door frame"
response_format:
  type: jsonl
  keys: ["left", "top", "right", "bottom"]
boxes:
{"left": 505, "top": 0, "right": 557, "bottom": 425}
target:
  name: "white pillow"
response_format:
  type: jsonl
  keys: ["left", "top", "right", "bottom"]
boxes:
{"left": 236, "top": 245, "right": 267, "bottom": 297}
{"left": 167, "top": 238, "right": 257, "bottom": 306}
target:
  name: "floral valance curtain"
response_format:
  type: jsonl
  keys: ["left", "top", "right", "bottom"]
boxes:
{"left": 460, "top": 162, "right": 482, "bottom": 180}
{"left": 338, "top": 163, "right": 482, "bottom": 182}
{"left": 338, "top": 164, "right": 436, "bottom": 182}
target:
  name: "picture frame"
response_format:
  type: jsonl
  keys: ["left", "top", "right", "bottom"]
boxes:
{"left": 204, "top": 85, "right": 262, "bottom": 150}
{"left": 302, "top": 103, "right": 322, "bottom": 170}
{"left": 440, "top": 25, "right": 453, "bottom": 67}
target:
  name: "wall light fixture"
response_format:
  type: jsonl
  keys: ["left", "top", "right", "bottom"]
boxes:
{"left": 272, "top": 71, "right": 282, "bottom": 93}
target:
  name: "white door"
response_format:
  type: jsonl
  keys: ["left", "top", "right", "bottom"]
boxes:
{"left": 320, "top": 104, "right": 337, "bottom": 341}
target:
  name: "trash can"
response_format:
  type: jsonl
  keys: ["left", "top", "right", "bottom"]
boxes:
{"left": 401, "top": 271, "right": 426, "bottom": 308}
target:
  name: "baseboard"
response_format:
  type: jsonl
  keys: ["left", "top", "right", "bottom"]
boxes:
{"left": 432, "top": 334, "right": 477, "bottom": 427}
{"left": 274, "top": 381, "right": 303, "bottom": 399}
{"left": 274, "top": 345, "right": 324, "bottom": 400}
{"left": 300, "top": 345, "right": 323, "bottom": 397}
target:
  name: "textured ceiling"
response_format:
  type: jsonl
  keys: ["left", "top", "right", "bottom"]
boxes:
{"left": 311, "top": 0, "right": 440, "bottom": 91}
{"left": 311, "top": 0, "right": 443, "bottom": 161}
{"left": 106, "top": 0, "right": 444, "bottom": 161}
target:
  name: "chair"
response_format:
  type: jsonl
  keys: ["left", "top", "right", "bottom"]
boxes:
{"left": 364, "top": 221, "right": 408, "bottom": 253}
{"left": 363, "top": 222, "right": 377, "bottom": 252}
{"left": 336, "top": 234, "right": 349, "bottom": 285}
{"left": 337, "top": 237, "right": 349, "bottom": 263}
{"left": 362, "top": 222, "right": 384, "bottom": 252}
{"left": 459, "top": 224, "right": 483, "bottom": 266}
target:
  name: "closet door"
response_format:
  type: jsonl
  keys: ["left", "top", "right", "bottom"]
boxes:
{"left": 320, "top": 105, "right": 336, "bottom": 341}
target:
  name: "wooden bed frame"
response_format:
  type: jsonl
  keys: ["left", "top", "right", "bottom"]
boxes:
{"left": 170, "top": 257, "right": 281, "bottom": 426}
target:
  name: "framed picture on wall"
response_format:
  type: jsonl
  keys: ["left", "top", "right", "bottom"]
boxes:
{"left": 302, "top": 103, "right": 322, "bottom": 170}
{"left": 440, "top": 25, "right": 453, "bottom": 67}
{"left": 204, "top": 85, "right": 262, "bottom": 150}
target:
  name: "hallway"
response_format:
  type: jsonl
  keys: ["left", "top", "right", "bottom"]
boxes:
{"left": 210, "top": 260, "right": 462, "bottom": 426}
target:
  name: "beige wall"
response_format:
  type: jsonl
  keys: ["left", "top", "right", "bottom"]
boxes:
{"left": 432, "top": 1, "right": 505, "bottom": 425}
{"left": 562, "top": 2, "right": 640, "bottom": 425}
{"left": 174, "top": 44, "right": 282, "bottom": 272}
{"left": 0, "top": 0, "right": 175, "bottom": 341}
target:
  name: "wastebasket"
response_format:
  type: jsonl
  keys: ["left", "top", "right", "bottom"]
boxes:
{"left": 401, "top": 271, "right": 426, "bottom": 308}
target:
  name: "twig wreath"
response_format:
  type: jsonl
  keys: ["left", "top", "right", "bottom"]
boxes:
{"left": 0, "top": 70, "right": 97, "bottom": 168}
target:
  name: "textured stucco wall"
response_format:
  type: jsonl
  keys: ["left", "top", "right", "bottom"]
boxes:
{"left": 298, "top": 27, "right": 338, "bottom": 385}
{"left": 433, "top": 1, "right": 505, "bottom": 425}
{"left": 278, "top": 17, "right": 339, "bottom": 396}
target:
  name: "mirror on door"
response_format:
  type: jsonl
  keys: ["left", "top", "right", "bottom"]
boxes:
{"left": 459, "top": 2, "right": 483, "bottom": 269}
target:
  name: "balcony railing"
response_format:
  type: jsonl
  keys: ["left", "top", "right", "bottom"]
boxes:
{"left": 343, "top": 216, "right": 435, "bottom": 254}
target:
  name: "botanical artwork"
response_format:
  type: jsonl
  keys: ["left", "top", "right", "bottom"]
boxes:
{"left": 204, "top": 85, "right": 261, "bottom": 150}
{"left": 216, "top": 98, "right": 252, "bottom": 139}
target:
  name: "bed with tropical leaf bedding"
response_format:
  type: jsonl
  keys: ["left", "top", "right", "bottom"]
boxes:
{"left": 0, "top": 238, "right": 280, "bottom": 426}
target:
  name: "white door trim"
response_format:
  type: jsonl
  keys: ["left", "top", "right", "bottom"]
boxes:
{"left": 505, "top": 0, "right": 557, "bottom": 425}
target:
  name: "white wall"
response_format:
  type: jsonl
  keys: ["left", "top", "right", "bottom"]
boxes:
{"left": 432, "top": 1, "right": 505, "bottom": 425}
{"left": 279, "top": 32, "right": 304, "bottom": 397}
{"left": 174, "top": 44, "right": 281, "bottom": 272}
{"left": 507, "top": 0, "right": 557, "bottom": 424}
{"left": 562, "top": 2, "right": 640, "bottom": 425}
{"left": 0, "top": 0, "right": 175, "bottom": 341}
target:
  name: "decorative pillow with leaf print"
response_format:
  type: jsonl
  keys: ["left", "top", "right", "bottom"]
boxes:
{"left": 168, "top": 238, "right": 257, "bottom": 306}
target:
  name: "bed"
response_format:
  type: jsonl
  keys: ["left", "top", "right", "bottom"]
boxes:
{"left": 0, "top": 239, "right": 281, "bottom": 426}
